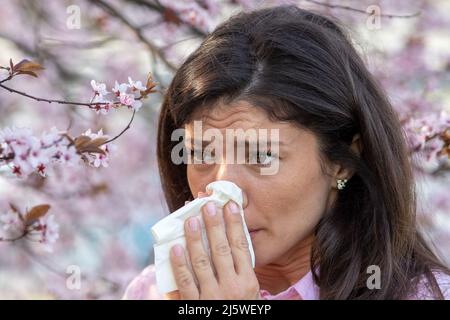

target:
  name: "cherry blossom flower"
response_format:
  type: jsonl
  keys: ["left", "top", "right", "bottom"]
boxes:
{"left": 112, "top": 81, "right": 129, "bottom": 97}
{"left": 60, "top": 146, "right": 80, "bottom": 167}
{"left": 88, "top": 77, "right": 150, "bottom": 115}
{"left": 41, "top": 127, "right": 62, "bottom": 147}
{"left": 83, "top": 128, "right": 105, "bottom": 140}
{"left": 119, "top": 93, "right": 142, "bottom": 111}
{"left": 81, "top": 129, "right": 115, "bottom": 168}
{"left": 159, "top": 0, "right": 212, "bottom": 32}
{"left": 92, "top": 94, "right": 114, "bottom": 115}
{"left": 0, "top": 203, "right": 59, "bottom": 252}
{"left": 0, "top": 125, "right": 116, "bottom": 177}
{"left": 128, "top": 77, "right": 146, "bottom": 92}
{"left": 33, "top": 214, "right": 60, "bottom": 252}
{"left": 0, "top": 210, "right": 22, "bottom": 231}
{"left": 93, "top": 153, "right": 109, "bottom": 168}
{"left": 91, "top": 80, "right": 109, "bottom": 96}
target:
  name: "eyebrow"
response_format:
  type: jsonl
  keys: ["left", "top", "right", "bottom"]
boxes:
{"left": 187, "top": 139, "right": 285, "bottom": 147}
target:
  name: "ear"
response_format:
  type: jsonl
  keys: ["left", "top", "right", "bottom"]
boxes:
{"left": 330, "top": 134, "right": 362, "bottom": 189}
{"left": 350, "top": 133, "right": 362, "bottom": 158}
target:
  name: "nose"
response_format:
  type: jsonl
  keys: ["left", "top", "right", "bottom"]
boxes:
{"left": 215, "top": 163, "right": 249, "bottom": 209}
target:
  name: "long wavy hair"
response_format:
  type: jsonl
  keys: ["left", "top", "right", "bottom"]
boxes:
{"left": 156, "top": 5, "right": 449, "bottom": 299}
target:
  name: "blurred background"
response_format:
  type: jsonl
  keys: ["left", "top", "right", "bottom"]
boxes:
{"left": 0, "top": 0, "right": 449, "bottom": 299}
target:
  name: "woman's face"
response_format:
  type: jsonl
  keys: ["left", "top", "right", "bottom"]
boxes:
{"left": 185, "top": 100, "right": 339, "bottom": 267}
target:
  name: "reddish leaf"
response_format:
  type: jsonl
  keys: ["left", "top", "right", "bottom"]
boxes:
{"left": 89, "top": 137, "right": 109, "bottom": 148}
{"left": 74, "top": 135, "right": 92, "bottom": 149}
{"left": 140, "top": 73, "right": 158, "bottom": 98}
{"left": 74, "top": 136, "right": 107, "bottom": 155}
{"left": 79, "top": 146, "right": 106, "bottom": 155}
{"left": 91, "top": 183, "right": 109, "bottom": 195}
{"left": 25, "top": 204, "right": 51, "bottom": 225}
{"left": 13, "top": 59, "right": 45, "bottom": 74}
{"left": 15, "top": 70, "right": 38, "bottom": 78}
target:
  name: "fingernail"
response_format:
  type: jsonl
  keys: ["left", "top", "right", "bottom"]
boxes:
{"left": 189, "top": 217, "right": 199, "bottom": 232}
{"left": 198, "top": 191, "right": 206, "bottom": 198}
{"left": 173, "top": 244, "right": 183, "bottom": 257}
{"left": 228, "top": 201, "right": 240, "bottom": 214}
{"left": 206, "top": 202, "right": 216, "bottom": 216}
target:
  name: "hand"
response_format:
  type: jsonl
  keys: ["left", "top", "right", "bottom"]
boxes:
{"left": 166, "top": 193, "right": 261, "bottom": 300}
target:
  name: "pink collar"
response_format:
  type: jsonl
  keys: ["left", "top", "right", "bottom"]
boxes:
{"left": 259, "top": 269, "right": 320, "bottom": 300}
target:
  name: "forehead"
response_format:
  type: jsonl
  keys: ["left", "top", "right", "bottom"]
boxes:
{"left": 185, "top": 100, "right": 287, "bottom": 131}
{"left": 184, "top": 100, "right": 312, "bottom": 148}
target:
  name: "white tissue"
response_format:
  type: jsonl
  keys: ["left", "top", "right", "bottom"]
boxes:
{"left": 151, "top": 180, "right": 255, "bottom": 294}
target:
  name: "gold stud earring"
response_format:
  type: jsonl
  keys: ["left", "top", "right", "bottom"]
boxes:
{"left": 337, "top": 179, "right": 348, "bottom": 190}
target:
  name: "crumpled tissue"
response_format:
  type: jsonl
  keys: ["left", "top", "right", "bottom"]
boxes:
{"left": 151, "top": 180, "right": 255, "bottom": 294}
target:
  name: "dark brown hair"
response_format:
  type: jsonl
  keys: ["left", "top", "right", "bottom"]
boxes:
{"left": 157, "top": 5, "right": 449, "bottom": 299}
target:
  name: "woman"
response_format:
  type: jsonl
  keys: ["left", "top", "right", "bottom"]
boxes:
{"left": 123, "top": 5, "right": 450, "bottom": 300}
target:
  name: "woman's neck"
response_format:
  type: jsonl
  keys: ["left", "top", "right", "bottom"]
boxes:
{"left": 255, "top": 234, "right": 314, "bottom": 295}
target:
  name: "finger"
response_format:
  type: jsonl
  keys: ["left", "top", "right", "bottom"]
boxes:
{"left": 184, "top": 216, "right": 218, "bottom": 292}
{"left": 202, "top": 201, "right": 236, "bottom": 281}
{"left": 164, "top": 290, "right": 181, "bottom": 300}
{"left": 223, "top": 200, "right": 253, "bottom": 275}
{"left": 170, "top": 244, "right": 199, "bottom": 299}
{"left": 198, "top": 191, "right": 208, "bottom": 198}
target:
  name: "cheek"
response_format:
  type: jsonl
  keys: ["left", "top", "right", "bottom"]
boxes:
{"left": 254, "top": 164, "right": 330, "bottom": 243}
{"left": 186, "top": 166, "right": 210, "bottom": 197}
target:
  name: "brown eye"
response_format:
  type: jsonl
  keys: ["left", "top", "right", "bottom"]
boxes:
{"left": 247, "top": 149, "right": 276, "bottom": 167}
{"left": 257, "top": 150, "right": 274, "bottom": 166}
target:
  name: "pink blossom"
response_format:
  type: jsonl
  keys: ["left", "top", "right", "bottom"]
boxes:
{"left": 27, "top": 214, "right": 60, "bottom": 252}
{"left": 83, "top": 128, "right": 107, "bottom": 140}
{"left": 82, "top": 129, "right": 114, "bottom": 168}
{"left": 41, "top": 127, "right": 62, "bottom": 147}
{"left": 90, "top": 80, "right": 109, "bottom": 96}
{"left": 0, "top": 210, "right": 22, "bottom": 231}
{"left": 39, "top": 214, "right": 59, "bottom": 251}
{"left": 93, "top": 153, "right": 109, "bottom": 168}
{"left": 101, "top": 102, "right": 114, "bottom": 115}
{"left": 119, "top": 93, "right": 142, "bottom": 111}
{"left": 60, "top": 146, "right": 79, "bottom": 166}
{"left": 159, "top": 0, "right": 212, "bottom": 32}
{"left": 1, "top": 126, "right": 86, "bottom": 177}
{"left": 128, "top": 77, "right": 146, "bottom": 92}
{"left": 92, "top": 95, "right": 113, "bottom": 115}
{"left": 119, "top": 92, "right": 134, "bottom": 106}
{"left": 112, "top": 81, "right": 129, "bottom": 97}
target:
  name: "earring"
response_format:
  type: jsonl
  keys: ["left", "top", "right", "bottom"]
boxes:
{"left": 336, "top": 178, "right": 348, "bottom": 190}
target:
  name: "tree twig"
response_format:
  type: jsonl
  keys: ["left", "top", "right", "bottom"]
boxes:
{"left": 0, "top": 81, "right": 109, "bottom": 108}
{"left": 0, "top": 232, "right": 27, "bottom": 242}
{"left": 303, "top": 0, "right": 421, "bottom": 19}
{"left": 90, "top": 0, "right": 178, "bottom": 71}
{"left": 103, "top": 110, "right": 136, "bottom": 145}
{"left": 125, "top": 0, "right": 208, "bottom": 37}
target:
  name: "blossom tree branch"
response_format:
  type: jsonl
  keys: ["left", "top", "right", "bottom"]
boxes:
{"left": 0, "top": 58, "right": 159, "bottom": 180}
{"left": 90, "top": 0, "right": 178, "bottom": 71}
{"left": 303, "top": 0, "right": 421, "bottom": 18}
{"left": 125, "top": 0, "right": 208, "bottom": 37}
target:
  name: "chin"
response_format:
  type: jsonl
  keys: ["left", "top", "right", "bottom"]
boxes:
{"left": 252, "top": 250, "right": 271, "bottom": 267}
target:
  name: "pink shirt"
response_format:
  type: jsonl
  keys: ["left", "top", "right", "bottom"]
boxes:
{"left": 122, "top": 264, "right": 450, "bottom": 300}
